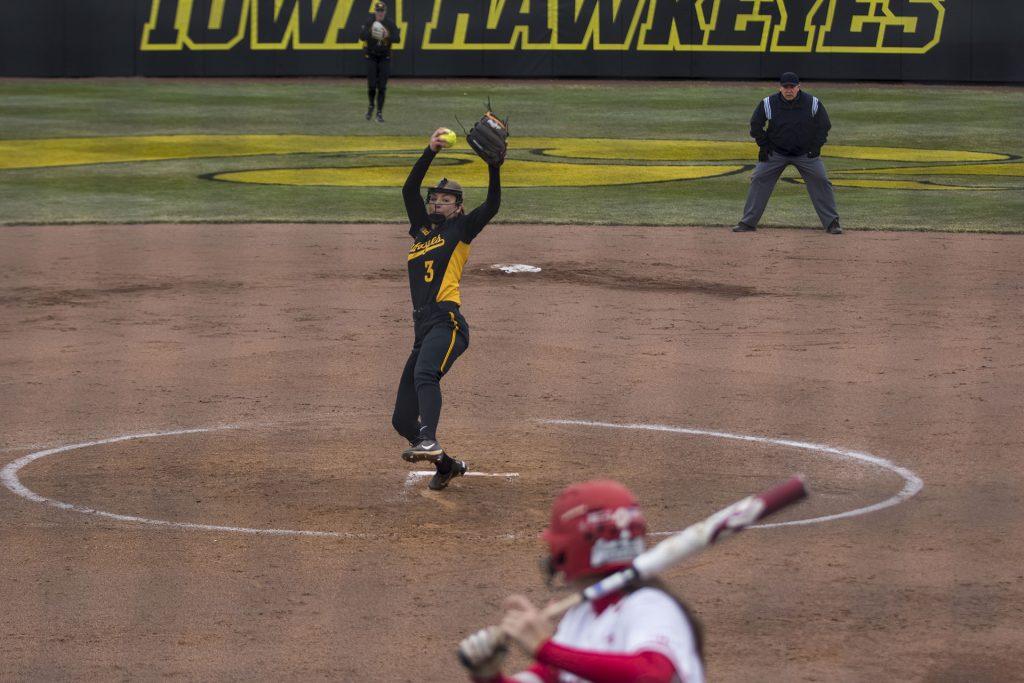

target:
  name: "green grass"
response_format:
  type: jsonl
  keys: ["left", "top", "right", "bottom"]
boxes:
{"left": 1, "top": 78, "right": 1022, "bottom": 231}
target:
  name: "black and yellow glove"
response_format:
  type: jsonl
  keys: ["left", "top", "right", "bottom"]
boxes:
{"left": 466, "top": 109, "right": 509, "bottom": 167}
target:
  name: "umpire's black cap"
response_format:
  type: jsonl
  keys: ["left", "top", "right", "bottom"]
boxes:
{"left": 780, "top": 72, "right": 800, "bottom": 85}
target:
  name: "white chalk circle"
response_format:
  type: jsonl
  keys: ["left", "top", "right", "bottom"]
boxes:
{"left": 0, "top": 426, "right": 366, "bottom": 538}
{"left": 0, "top": 428, "right": 497, "bottom": 540}
{"left": 541, "top": 419, "right": 923, "bottom": 531}
{"left": 0, "top": 426, "right": 509, "bottom": 539}
{"left": 491, "top": 263, "right": 542, "bottom": 273}
{"left": 1, "top": 420, "right": 922, "bottom": 538}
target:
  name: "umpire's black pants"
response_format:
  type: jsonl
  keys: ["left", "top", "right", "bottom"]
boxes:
{"left": 392, "top": 301, "right": 469, "bottom": 444}
{"left": 740, "top": 153, "right": 839, "bottom": 229}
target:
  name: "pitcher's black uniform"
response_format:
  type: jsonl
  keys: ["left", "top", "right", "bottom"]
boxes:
{"left": 391, "top": 148, "right": 501, "bottom": 452}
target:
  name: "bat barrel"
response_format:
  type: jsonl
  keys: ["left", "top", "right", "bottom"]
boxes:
{"left": 756, "top": 476, "right": 807, "bottom": 519}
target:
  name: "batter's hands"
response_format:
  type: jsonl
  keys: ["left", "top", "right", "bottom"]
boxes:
{"left": 458, "top": 627, "right": 508, "bottom": 678}
{"left": 500, "top": 595, "right": 555, "bottom": 656}
{"left": 429, "top": 127, "right": 452, "bottom": 152}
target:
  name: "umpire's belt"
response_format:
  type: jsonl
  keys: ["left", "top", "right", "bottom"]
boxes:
{"left": 413, "top": 300, "right": 460, "bottom": 320}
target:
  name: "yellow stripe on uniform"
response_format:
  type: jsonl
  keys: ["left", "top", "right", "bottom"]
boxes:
{"left": 440, "top": 312, "right": 459, "bottom": 373}
{"left": 436, "top": 240, "right": 470, "bottom": 306}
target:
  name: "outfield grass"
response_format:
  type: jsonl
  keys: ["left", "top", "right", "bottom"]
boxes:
{"left": 1, "top": 78, "right": 1021, "bottom": 231}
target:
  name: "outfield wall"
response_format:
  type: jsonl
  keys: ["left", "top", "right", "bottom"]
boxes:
{"left": 1, "top": 0, "right": 1022, "bottom": 83}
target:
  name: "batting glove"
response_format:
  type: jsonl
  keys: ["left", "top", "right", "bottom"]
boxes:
{"left": 458, "top": 627, "right": 508, "bottom": 678}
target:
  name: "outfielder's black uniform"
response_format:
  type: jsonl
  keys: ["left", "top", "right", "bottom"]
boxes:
{"left": 391, "top": 148, "right": 501, "bottom": 446}
{"left": 359, "top": 15, "right": 400, "bottom": 118}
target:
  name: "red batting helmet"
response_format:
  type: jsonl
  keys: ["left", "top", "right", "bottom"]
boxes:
{"left": 542, "top": 480, "right": 647, "bottom": 582}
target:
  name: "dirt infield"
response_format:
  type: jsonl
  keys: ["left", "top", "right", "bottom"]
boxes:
{"left": 1, "top": 223, "right": 1022, "bottom": 681}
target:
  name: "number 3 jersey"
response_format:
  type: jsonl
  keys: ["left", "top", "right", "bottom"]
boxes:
{"left": 403, "top": 147, "right": 501, "bottom": 310}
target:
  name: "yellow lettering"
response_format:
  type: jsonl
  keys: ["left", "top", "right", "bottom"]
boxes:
{"left": 818, "top": 0, "right": 944, "bottom": 54}
{"left": 141, "top": 0, "right": 188, "bottom": 50}
{"left": 139, "top": 0, "right": 942, "bottom": 53}
{"left": 144, "top": 0, "right": 407, "bottom": 51}
{"left": 408, "top": 235, "right": 447, "bottom": 260}
{"left": 424, "top": 0, "right": 555, "bottom": 50}
{"left": 699, "top": 0, "right": 782, "bottom": 52}
{"left": 209, "top": 0, "right": 227, "bottom": 29}
{"left": 551, "top": 0, "right": 647, "bottom": 51}
{"left": 184, "top": 0, "right": 251, "bottom": 50}
{"left": 769, "top": 0, "right": 826, "bottom": 53}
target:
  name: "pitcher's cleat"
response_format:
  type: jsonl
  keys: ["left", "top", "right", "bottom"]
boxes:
{"left": 429, "top": 457, "right": 467, "bottom": 491}
{"left": 402, "top": 439, "right": 444, "bottom": 463}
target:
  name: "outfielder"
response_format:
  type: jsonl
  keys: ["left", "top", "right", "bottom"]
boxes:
{"left": 734, "top": 72, "right": 842, "bottom": 234}
{"left": 358, "top": 1, "right": 400, "bottom": 123}
{"left": 393, "top": 114, "right": 508, "bottom": 490}
{"left": 460, "top": 480, "right": 705, "bottom": 682}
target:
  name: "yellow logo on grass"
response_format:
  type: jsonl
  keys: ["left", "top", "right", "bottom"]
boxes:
{"left": 0, "top": 135, "right": 1017, "bottom": 192}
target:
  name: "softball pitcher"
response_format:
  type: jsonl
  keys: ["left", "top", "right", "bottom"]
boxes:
{"left": 391, "top": 124, "right": 504, "bottom": 490}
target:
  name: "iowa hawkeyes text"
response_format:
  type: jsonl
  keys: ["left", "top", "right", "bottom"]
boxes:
{"left": 141, "top": 0, "right": 944, "bottom": 54}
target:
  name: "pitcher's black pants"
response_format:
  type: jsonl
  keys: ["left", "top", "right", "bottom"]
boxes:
{"left": 392, "top": 302, "right": 469, "bottom": 444}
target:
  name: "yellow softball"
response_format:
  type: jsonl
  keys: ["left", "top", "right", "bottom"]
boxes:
{"left": 439, "top": 128, "right": 457, "bottom": 147}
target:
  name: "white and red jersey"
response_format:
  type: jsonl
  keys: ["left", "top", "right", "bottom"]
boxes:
{"left": 475, "top": 587, "right": 704, "bottom": 683}
{"left": 547, "top": 587, "right": 703, "bottom": 683}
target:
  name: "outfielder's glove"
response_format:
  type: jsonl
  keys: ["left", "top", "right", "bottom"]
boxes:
{"left": 458, "top": 627, "right": 508, "bottom": 677}
{"left": 467, "top": 108, "right": 509, "bottom": 167}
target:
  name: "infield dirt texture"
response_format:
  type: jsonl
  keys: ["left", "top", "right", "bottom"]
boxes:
{"left": 1, "top": 80, "right": 1023, "bottom": 681}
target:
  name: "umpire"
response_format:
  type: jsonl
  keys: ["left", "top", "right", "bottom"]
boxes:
{"left": 734, "top": 72, "right": 842, "bottom": 234}
{"left": 359, "top": 1, "right": 400, "bottom": 123}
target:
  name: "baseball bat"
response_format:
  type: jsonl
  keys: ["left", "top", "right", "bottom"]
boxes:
{"left": 458, "top": 475, "right": 807, "bottom": 669}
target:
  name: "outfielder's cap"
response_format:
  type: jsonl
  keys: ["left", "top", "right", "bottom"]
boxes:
{"left": 780, "top": 71, "right": 800, "bottom": 85}
{"left": 374, "top": 1, "right": 386, "bottom": 11}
